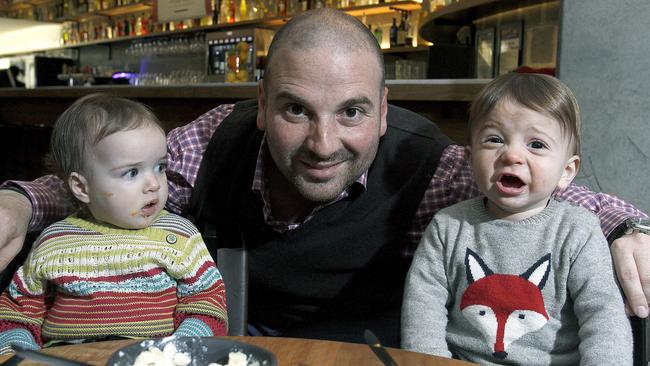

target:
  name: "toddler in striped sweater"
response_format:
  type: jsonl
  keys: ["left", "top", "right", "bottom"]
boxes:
{"left": 0, "top": 93, "right": 228, "bottom": 353}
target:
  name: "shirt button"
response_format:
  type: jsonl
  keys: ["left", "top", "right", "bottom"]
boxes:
{"left": 166, "top": 234, "right": 178, "bottom": 244}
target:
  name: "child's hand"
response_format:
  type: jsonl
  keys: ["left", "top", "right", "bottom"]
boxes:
{"left": 0, "top": 329, "right": 39, "bottom": 355}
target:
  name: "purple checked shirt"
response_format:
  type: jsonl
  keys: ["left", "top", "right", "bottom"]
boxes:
{"left": 4, "top": 103, "right": 647, "bottom": 257}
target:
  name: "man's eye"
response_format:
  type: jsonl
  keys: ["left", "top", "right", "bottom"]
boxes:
{"left": 343, "top": 108, "right": 360, "bottom": 119}
{"left": 123, "top": 168, "right": 138, "bottom": 178}
{"left": 287, "top": 104, "right": 305, "bottom": 116}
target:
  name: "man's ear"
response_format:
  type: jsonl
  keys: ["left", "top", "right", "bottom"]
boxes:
{"left": 68, "top": 172, "right": 90, "bottom": 203}
{"left": 557, "top": 155, "right": 581, "bottom": 190}
{"left": 379, "top": 86, "right": 388, "bottom": 136}
{"left": 257, "top": 80, "right": 266, "bottom": 131}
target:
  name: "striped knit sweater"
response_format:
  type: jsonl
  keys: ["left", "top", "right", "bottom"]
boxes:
{"left": 0, "top": 210, "right": 227, "bottom": 350}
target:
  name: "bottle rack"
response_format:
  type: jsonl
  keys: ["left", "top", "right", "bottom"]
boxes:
{"left": 2, "top": 0, "right": 423, "bottom": 50}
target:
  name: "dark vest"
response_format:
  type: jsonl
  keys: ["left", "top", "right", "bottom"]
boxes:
{"left": 191, "top": 99, "right": 452, "bottom": 341}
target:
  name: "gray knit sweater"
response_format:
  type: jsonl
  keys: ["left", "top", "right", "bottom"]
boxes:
{"left": 401, "top": 197, "right": 632, "bottom": 365}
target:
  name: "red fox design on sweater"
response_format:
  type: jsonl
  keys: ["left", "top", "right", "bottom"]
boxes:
{"left": 460, "top": 248, "right": 551, "bottom": 360}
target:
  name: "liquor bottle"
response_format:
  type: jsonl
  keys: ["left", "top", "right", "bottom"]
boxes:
{"left": 219, "top": 0, "right": 228, "bottom": 23}
{"left": 62, "top": 0, "right": 69, "bottom": 17}
{"left": 211, "top": 0, "right": 219, "bottom": 23}
{"left": 71, "top": 22, "right": 80, "bottom": 43}
{"left": 277, "top": 0, "right": 287, "bottom": 16}
{"left": 147, "top": 13, "right": 154, "bottom": 33}
{"left": 372, "top": 24, "right": 382, "bottom": 46}
{"left": 227, "top": 0, "right": 236, "bottom": 23}
{"left": 238, "top": 0, "right": 247, "bottom": 21}
{"left": 130, "top": 16, "right": 137, "bottom": 35}
{"left": 135, "top": 16, "right": 143, "bottom": 35}
{"left": 68, "top": 0, "right": 77, "bottom": 17}
{"left": 141, "top": 14, "right": 149, "bottom": 34}
{"left": 404, "top": 11, "right": 413, "bottom": 46}
{"left": 396, "top": 12, "right": 406, "bottom": 46}
{"left": 114, "top": 18, "right": 121, "bottom": 37}
{"left": 123, "top": 17, "right": 130, "bottom": 36}
{"left": 106, "top": 20, "right": 113, "bottom": 38}
{"left": 60, "top": 23, "right": 69, "bottom": 45}
{"left": 389, "top": 17, "right": 398, "bottom": 47}
{"left": 78, "top": 0, "right": 87, "bottom": 14}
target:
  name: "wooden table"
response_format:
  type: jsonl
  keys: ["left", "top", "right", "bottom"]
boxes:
{"left": 0, "top": 337, "right": 476, "bottom": 366}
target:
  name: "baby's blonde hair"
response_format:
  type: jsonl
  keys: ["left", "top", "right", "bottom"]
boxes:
{"left": 468, "top": 73, "right": 581, "bottom": 156}
{"left": 49, "top": 93, "right": 163, "bottom": 180}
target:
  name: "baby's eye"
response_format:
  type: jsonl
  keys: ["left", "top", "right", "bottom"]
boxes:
{"left": 529, "top": 141, "right": 547, "bottom": 149}
{"left": 123, "top": 168, "right": 138, "bottom": 179}
{"left": 155, "top": 162, "right": 167, "bottom": 173}
{"left": 484, "top": 136, "right": 503, "bottom": 144}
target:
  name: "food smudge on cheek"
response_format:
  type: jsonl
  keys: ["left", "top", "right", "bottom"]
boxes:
{"left": 130, "top": 210, "right": 139, "bottom": 217}
{"left": 103, "top": 192, "right": 114, "bottom": 197}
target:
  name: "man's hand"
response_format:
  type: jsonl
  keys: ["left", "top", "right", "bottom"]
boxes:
{"left": 0, "top": 190, "right": 32, "bottom": 271}
{"left": 612, "top": 232, "right": 650, "bottom": 318}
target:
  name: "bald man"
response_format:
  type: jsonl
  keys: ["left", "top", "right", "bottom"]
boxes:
{"left": 0, "top": 8, "right": 649, "bottom": 347}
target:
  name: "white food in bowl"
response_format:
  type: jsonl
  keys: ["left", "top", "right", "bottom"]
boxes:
{"left": 131, "top": 342, "right": 258, "bottom": 366}
{"left": 208, "top": 351, "right": 249, "bottom": 366}
{"left": 132, "top": 343, "right": 192, "bottom": 366}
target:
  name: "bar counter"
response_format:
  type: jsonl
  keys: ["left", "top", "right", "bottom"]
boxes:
{"left": 0, "top": 79, "right": 488, "bottom": 101}
{"left": 0, "top": 79, "right": 488, "bottom": 127}
{"left": 0, "top": 79, "right": 488, "bottom": 182}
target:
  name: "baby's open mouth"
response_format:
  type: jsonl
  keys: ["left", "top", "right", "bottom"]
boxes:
{"left": 499, "top": 174, "right": 524, "bottom": 189}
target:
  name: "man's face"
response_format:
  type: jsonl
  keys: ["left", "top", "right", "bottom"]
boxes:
{"left": 75, "top": 124, "right": 169, "bottom": 229}
{"left": 257, "top": 48, "right": 388, "bottom": 203}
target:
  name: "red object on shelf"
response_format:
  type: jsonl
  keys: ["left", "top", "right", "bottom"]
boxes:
{"left": 515, "top": 66, "right": 556, "bottom": 76}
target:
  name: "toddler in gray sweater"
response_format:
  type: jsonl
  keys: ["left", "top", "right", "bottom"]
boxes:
{"left": 401, "top": 73, "right": 632, "bottom": 365}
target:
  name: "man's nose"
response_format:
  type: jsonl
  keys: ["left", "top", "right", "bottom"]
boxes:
{"left": 307, "top": 117, "right": 341, "bottom": 158}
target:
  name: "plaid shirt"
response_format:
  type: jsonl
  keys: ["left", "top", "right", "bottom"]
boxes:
{"left": 5, "top": 104, "right": 647, "bottom": 256}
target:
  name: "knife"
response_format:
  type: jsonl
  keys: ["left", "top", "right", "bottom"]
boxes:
{"left": 363, "top": 329, "right": 399, "bottom": 366}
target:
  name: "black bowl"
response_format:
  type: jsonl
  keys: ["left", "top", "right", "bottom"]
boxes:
{"left": 106, "top": 337, "right": 277, "bottom": 366}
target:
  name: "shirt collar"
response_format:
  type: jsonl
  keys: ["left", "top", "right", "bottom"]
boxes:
{"left": 252, "top": 136, "right": 367, "bottom": 231}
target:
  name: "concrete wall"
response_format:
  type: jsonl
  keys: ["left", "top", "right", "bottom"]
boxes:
{"left": 558, "top": 0, "right": 650, "bottom": 213}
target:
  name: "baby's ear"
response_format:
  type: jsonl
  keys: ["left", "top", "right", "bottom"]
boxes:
{"left": 557, "top": 155, "right": 581, "bottom": 190}
{"left": 68, "top": 172, "right": 90, "bottom": 203}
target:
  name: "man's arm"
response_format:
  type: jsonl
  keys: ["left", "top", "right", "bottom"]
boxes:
{"left": 0, "top": 190, "right": 34, "bottom": 270}
{"left": 409, "top": 143, "right": 650, "bottom": 317}
{"left": 611, "top": 233, "right": 650, "bottom": 318}
{"left": 0, "top": 103, "right": 237, "bottom": 271}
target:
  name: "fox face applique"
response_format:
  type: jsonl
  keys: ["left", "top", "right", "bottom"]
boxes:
{"left": 460, "top": 248, "right": 551, "bottom": 360}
